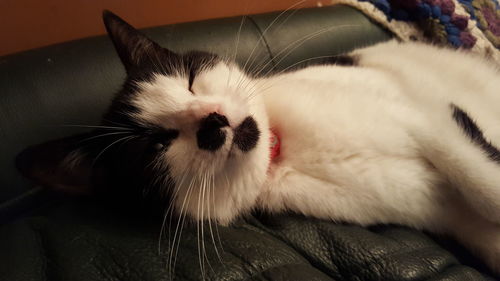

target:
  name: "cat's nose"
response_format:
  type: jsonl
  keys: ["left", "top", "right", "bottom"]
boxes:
{"left": 197, "top": 112, "right": 229, "bottom": 151}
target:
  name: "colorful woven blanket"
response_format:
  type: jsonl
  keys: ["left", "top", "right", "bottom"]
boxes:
{"left": 332, "top": 0, "right": 500, "bottom": 61}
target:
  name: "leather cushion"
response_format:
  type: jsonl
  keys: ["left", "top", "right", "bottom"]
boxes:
{"left": 0, "top": 200, "right": 494, "bottom": 280}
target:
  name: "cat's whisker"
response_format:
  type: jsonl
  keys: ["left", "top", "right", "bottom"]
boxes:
{"left": 235, "top": 0, "right": 305, "bottom": 94}
{"left": 60, "top": 124, "right": 134, "bottom": 131}
{"left": 77, "top": 131, "right": 133, "bottom": 144}
{"left": 214, "top": 173, "right": 231, "bottom": 251}
{"left": 158, "top": 210, "right": 170, "bottom": 255}
{"left": 248, "top": 24, "right": 361, "bottom": 94}
{"left": 196, "top": 172, "right": 207, "bottom": 280}
{"left": 166, "top": 183, "right": 185, "bottom": 280}
{"left": 163, "top": 176, "right": 185, "bottom": 253}
{"left": 143, "top": 161, "right": 166, "bottom": 191}
{"left": 246, "top": 55, "right": 344, "bottom": 100}
{"left": 158, "top": 168, "right": 189, "bottom": 255}
{"left": 101, "top": 118, "right": 136, "bottom": 129}
{"left": 145, "top": 155, "right": 162, "bottom": 171}
{"left": 165, "top": 172, "right": 189, "bottom": 216}
{"left": 244, "top": 24, "right": 361, "bottom": 100}
{"left": 243, "top": 1, "right": 304, "bottom": 77}
{"left": 201, "top": 171, "right": 215, "bottom": 276}
{"left": 91, "top": 135, "right": 137, "bottom": 166}
{"left": 172, "top": 180, "right": 196, "bottom": 280}
{"left": 199, "top": 172, "right": 206, "bottom": 277}
{"left": 228, "top": 14, "right": 247, "bottom": 88}
{"left": 208, "top": 171, "right": 224, "bottom": 264}
{"left": 168, "top": 174, "right": 196, "bottom": 281}
{"left": 239, "top": 0, "right": 306, "bottom": 78}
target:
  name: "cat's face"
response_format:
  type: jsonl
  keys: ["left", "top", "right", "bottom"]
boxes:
{"left": 18, "top": 11, "right": 271, "bottom": 224}
{"left": 113, "top": 60, "right": 270, "bottom": 224}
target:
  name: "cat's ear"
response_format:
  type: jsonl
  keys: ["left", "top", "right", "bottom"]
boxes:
{"left": 16, "top": 134, "right": 94, "bottom": 194}
{"left": 102, "top": 10, "right": 172, "bottom": 73}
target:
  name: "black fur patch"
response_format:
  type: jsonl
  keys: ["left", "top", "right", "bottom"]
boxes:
{"left": 197, "top": 113, "right": 229, "bottom": 151}
{"left": 451, "top": 104, "right": 500, "bottom": 164}
{"left": 233, "top": 117, "right": 260, "bottom": 152}
{"left": 82, "top": 127, "right": 178, "bottom": 210}
{"left": 184, "top": 51, "right": 220, "bottom": 91}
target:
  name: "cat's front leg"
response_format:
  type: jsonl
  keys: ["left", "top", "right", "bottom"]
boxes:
{"left": 444, "top": 197, "right": 500, "bottom": 276}
{"left": 258, "top": 165, "right": 445, "bottom": 228}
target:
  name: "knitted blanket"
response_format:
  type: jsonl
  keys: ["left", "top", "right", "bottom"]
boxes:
{"left": 332, "top": 0, "right": 500, "bottom": 61}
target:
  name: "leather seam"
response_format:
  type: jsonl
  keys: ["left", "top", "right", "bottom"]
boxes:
{"left": 246, "top": 16, "right": 276, "bottom": 71}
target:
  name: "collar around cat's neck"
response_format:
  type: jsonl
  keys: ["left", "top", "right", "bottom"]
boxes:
{"left": 270, "top": 129, "right": 280, "bottom": 161}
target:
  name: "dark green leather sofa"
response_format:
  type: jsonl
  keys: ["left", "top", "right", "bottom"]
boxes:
{"left": 0, "top": 5, "right": 497, "bottom": 280}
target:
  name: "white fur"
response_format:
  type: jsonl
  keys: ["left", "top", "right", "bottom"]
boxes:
{"left": 130, "top": 41, "right": 500, "bottom": 273}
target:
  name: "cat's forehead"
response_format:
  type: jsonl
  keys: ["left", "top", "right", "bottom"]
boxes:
{"left": 182, "top": 51, "right": 222, "bottom": 75}
{"left": 124, "top": 50, "right": 221, "bottom": 83}
{"left": 113, "top": 57, "right": 233, "bottom": 129}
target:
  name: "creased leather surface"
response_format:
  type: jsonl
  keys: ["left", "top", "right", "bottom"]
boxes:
{"left": 0, "top": 201, "right": 494, "bottom": 281}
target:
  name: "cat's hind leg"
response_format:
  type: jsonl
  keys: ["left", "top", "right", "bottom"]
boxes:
{"left": 412, "top": 104, "right": 500, "bottom": 224}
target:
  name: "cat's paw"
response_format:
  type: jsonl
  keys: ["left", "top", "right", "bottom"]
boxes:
{"left": 483, "top": 242, "right": 500, "bottom": 276}
{"left": 451, "top": 208, "right": 500, "bottom": 277}
{"left": 473, "top": 227, "right": 500, "bottom": 276}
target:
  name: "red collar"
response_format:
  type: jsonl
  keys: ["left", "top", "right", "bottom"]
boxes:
{"left": 270, "top": 129, "right": 280, "bottom": 161}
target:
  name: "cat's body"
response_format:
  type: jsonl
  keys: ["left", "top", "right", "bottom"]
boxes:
{"left": 18, "top": 11, "right": 500, "bottom": 275}
{"left": 262, "top": 41, "right": 500, "bottom": 226}
{"left": 259, "top": 43, "right": 500, "bottom": 271}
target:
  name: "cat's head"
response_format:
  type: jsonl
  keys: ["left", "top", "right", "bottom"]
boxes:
{"left": 17, "top": 11, "right": 270, "bottom": 224}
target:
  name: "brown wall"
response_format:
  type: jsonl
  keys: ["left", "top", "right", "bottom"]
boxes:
{"left": 0, "top": 0, "right": 324, "bottom": 56}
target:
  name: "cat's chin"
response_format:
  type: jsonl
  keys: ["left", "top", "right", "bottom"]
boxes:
{"left": 171, "top": 132, "right": 270, "bottom": 224}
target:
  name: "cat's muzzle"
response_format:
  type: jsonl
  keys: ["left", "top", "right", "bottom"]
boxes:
{"left": 196, "top": 112, "right": 229, "bottom": 151}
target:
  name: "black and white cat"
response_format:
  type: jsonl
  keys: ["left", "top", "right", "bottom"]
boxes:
{"left": 18, "top": 11, "right": 500, "bottom": 274}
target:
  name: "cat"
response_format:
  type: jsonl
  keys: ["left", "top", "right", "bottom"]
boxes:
{"left": 17, "top": 10, "right": 500, "bottom": 275}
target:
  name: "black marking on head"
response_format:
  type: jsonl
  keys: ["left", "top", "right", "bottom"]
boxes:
{"left": 451, "top": 104, "right": 500, "bottom": 164}
{"left": 197, "top": 113, "right": 228, "bottom": 151}
{"left": 188, "top": 68, "right": 196, "bottom": 92}
{"left": 83, "top": 127, "right": 178, "bottom": 207}
{"left": 233, "top": 117, "right": 260, "bottom": 152}
{"left": 184, "top": 51, "right": 220, "bottom": 92}
{"left": 16, "top": 127, "right": 178, "bottom": 215}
